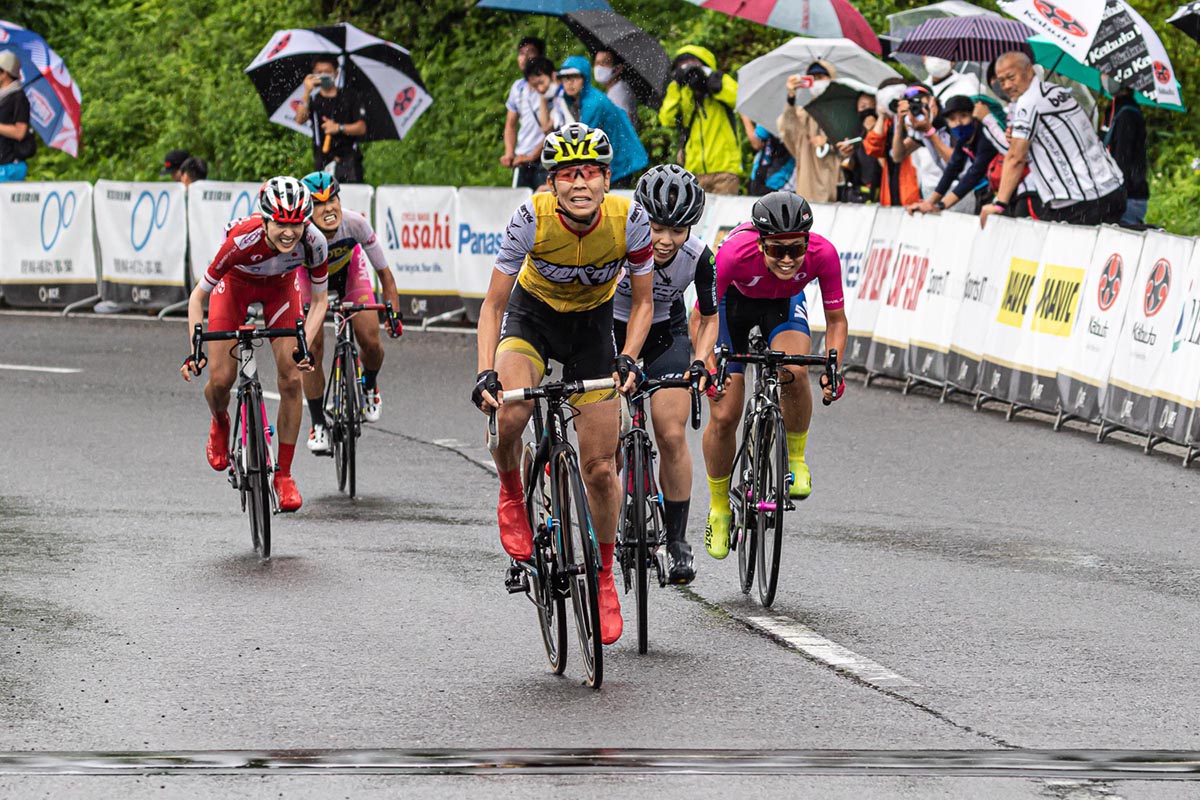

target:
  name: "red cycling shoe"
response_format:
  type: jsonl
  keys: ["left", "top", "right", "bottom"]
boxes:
{"left": 497, "top": 489, "right": 533, "bottom": 561}
{"left": 273, "top": 473, "right": 303, "bottom": 512}
{"left": 206, "top": 412, "right": 230, "bottom": 471}
{"left": 597, "top": 567, "right": 623, "bottom": 645}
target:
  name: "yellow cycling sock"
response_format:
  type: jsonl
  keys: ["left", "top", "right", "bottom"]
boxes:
{"left": 787, "top": 431, "right": 808, "bottom": 468}
{"left": 707, "top": 474, "right": 731, "bottom": 513}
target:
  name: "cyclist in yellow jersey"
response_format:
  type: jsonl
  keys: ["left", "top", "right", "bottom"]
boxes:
{"left": 472, "top": 123, "right": 655, "bottom": 646}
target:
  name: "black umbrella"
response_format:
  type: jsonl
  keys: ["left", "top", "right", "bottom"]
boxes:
{"left": 562, "top": 10, "right": 670, "bottom": 108}
{"left": 245, "top": 23, "right": 432, "bottom": 142}
{"left": 1168, "top": 2, "right": 1200, "bottom": 42}
{"left": 804, "top": 82, "right": 866, "bottom": 144}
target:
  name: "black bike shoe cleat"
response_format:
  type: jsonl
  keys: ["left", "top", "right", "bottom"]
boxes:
{"left": 666, "top": 540, "right": 696, "bottom": 585}
{"left": 504, "top": 564, "right": 529, "bottom": 594}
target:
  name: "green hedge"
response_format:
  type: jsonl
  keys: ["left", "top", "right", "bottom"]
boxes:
{"left": 9, "top": 0, "right": 1200, "bottom": 233}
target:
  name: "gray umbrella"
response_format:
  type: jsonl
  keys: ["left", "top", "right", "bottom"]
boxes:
{"left": 563, "top": 10, "right": 670, "bottom": 107}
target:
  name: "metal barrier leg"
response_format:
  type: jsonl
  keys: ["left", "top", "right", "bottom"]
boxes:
{"left": 421, "top": 307, "right": 467, "bottom": 330}
{"left": 62, "top": 294, "right": 101, "bottom": 318}
{"left": 157, "top": 299, "right": 189, "bottom": 320}
{"left": 1096, "top": 421, "right": 1122, "bottom": 443}
{"left": 1053, "top": 408, "right": 1077, "bottom": 432}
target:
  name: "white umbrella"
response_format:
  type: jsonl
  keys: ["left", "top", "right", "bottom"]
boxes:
{"left": 736, "top": 38, "right": 901, "bottom": 137}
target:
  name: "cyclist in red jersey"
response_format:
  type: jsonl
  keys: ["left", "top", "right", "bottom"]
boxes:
{"left": 180, "top": 177, "right": 330, "bottom": 512}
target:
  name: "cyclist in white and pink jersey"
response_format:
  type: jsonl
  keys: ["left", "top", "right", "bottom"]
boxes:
{"left": 180, "top": 177, "right": 329, "bottom": 512}
{"left": 701, "top": 192, "right": 846, "bottom": 559}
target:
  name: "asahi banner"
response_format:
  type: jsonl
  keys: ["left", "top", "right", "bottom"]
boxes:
{"left": 867, "top": 212, "right": 934, "bottom": 379}
{"left": 186, "top": 181, "right": 261, "bottom": 282}
{"left": 947, "top": 215, "right": 1016, "bottom": 393}
{"left": 908, "top": 212, "right": 976, "bottom": 387}
{"left": 845, "top": 207, "right": 901, "bottom": 369}
{"left": 455, "top": 186, "right": 532, "bottom": 322}
{"left": 94, "top": 180, "right": 188, "bottom": 309}
{"left": 0, "top": 181, "right": 96, "bottom": 308}
{"left": 375, "top": 185, "right": 460, "bottom": 321}
{"left": 1102, "top": 231, "right": 1196, "bottom": 435}
{"left": 1056, "top": 226, "right": 1146, "bottom": 424}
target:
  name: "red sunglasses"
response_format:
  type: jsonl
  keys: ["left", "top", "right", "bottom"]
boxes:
{"left": 553, "top": 164, "right": 606, "bottom": 183}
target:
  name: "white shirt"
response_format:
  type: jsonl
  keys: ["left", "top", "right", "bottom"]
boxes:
{"left": 505, "top": 78, "right": 543, "bottom": 157}
{"left": 606, "top": 79, "right": 638, "bottom": 127}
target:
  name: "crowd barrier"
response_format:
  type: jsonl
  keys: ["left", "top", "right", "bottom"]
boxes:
{"left": 3, "top": 180, "right": 1200, "bottom": 463}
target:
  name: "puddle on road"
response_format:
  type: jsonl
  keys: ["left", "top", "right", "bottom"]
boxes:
{"left": 300, "top": 494, "right": 490, "bottom": 528}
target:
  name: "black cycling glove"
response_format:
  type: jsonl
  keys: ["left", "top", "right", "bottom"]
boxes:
{"left": 472, "top": 369, "right": 502, "bottom": 409}
{"left": 614, "top": 354, "right": 643, "bottom": 390}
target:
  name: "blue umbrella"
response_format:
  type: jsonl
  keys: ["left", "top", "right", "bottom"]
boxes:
{"left": 0, "top": 20, "right": 82, "bottom": 156}
{"left": 476, "top": 0, "right": 612, "bottom": 16}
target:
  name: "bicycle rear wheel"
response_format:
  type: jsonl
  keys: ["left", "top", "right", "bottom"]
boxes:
{"left": 735, "top": 411, "right": 757, "bottom": 595}
{"left": 332, "top": 353, "right": 348, "bottom": 492}
{"left": 556, "top": 451, "right": 603, "bottom": 689}
{"left": 630, "top": 435, "right": 650, "bottom": 655}
{"left": 244, "top": 384, "right": 272, "bottom": 559}
{"left": 525, "top": 444, "right": 566, "bottom": 674}
{"left": 755, "top": 409, "right": 788, "bottom": 607}
{"left": 342, "top": 351, "right": 359, "bottom": 498}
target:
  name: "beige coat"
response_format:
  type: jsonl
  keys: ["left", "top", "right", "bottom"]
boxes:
{"left": 776, "top": 60, "right": 841, "bottom": 203}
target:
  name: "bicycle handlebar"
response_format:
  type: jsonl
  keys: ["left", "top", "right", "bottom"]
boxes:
{"left": 486, "top": 378, "right": 618, "bottom": 451}
{"left": 628, "top": 375, "right": 704, "bottom": 431}
{"left": 306, "top": 300, "right": 403, "bottom": 337}
{"left": 715, "top": 345, "right": 841, "bottom": 406}
{"left": 190, "top": 319, "right": 309, "bottom": 372}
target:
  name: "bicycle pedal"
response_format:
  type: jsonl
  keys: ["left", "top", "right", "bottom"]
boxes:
{"left": 504, "top": 565, "right": 529, "bottom": 595}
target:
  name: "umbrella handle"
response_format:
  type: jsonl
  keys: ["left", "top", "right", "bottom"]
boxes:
{"left": 322, "top": 134, "right": 332, "bottom": 154}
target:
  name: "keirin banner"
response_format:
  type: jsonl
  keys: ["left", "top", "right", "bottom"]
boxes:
{"left": 94, "top": 180, "right": 188, "bottom": 309}
{"left": 0, "top": 181, "right": 96, "bottom": 308}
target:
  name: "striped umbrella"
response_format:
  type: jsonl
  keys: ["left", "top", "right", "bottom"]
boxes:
{"left": 684, "top": 0, "right": 881, "bottom": 56}
{"left": 895, "top": 16, "right": 1034, "bottom": 63}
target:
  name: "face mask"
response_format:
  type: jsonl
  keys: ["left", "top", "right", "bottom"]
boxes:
{"left": 806, "top": 79, "right": 829, "bottom": 100}
{"left": 950, "top": 122, "right": 976, "bottom": 143}
{"left": 925, "top": 57, "right": 953, "bottom": 81}
{"left": 593, "top": 65, "right": 613, "bottom": 84}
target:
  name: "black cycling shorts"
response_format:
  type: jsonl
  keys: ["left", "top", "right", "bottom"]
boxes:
{"left": 497, "top": 283, "right": 617, "bottom": 385}
{"left": 614, "top": 315, "right": 691, "bottom": 380}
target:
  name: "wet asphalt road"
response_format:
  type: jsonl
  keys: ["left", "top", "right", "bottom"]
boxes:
{"left": 2, "top": 314, "right": 1200, "bottom": 799}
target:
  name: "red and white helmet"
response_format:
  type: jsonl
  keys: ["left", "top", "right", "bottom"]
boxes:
{"left": 257, "top": 176, "right": 312, "bottom": 224}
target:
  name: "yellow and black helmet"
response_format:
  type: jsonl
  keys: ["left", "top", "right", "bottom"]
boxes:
{"left": 540, "top": 122, "right": 613, "bottom": 171}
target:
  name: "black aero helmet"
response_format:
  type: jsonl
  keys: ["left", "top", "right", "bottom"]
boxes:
{"left": 750, "top": 191, "right": 814, "bottom": 236}
{"left": 635, "top": 164, "right": 705, "bottom": 228}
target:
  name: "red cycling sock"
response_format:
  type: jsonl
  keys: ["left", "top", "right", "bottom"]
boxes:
{"left": 498, "top": 468, "right": 522, "bottom": 497}
{"left": 599, "top": 541, "right": 615, "bottom": 573}
{"left": 277, "top": 443, "right": 296, "bottom": 476}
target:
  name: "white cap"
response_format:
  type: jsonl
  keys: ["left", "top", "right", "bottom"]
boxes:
{"left": 0, "top": 50, "right": 20, "bottom": 79}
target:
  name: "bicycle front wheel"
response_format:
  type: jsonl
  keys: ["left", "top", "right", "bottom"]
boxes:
{"left": 526, "top": 444, "right": 566, "bottom": 674}
{"left": 556, "top": 451, "right": 603, "bottom": 689}
{"left": 244, "top": 385, "right": 272, "bottom": 559}
{"left": 755, "top": 410, "right": 788, "bottom": 607}
{"left": 630, "top": 435, "right": 650, "bottom": 655}
{"left": 342, "top": 353, "right": 359, "bottom": 498}
{"left": 734, "top": 410, "right": 757, "bottom": 595}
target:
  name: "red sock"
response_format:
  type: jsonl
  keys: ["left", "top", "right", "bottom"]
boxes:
{"left": 277, "top": 443, "right": 296, "bottom": 476}
{"left": 498, "top": 468, "right": 522, "bottom": 496}
{"left": 599, "top": 541, "right": 614, "bottom": 573}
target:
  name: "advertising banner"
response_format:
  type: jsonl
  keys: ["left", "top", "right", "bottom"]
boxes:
{"left": 93, "top": 180, "right": 187, "bottom": 308}
{"left": 907, "top": 212, "right": 977, "bottom": 388}
{"left": 946, "top": 215, "right": 1017, "bottom": 394}
{"left": 1101, "top": 231, "right": 1196, "bottom": 435}
{"left": 804, "top": 202, "right": 838, "bottom": 351}
{"left": 186, "top": 181, "right": 260, "bottom": 282}
{"left": 0, "top": 181, "right": 96, "bottom": 308}
{"left": 866, "top": 212, "right": 935, "bottom": 379}
{"left": 976, "top": 220, "right": 1050, "bottom": 404}
{"left": 455, "top": 186, "right": 532, "bottom": 321}
{"left": 845, "top": 207, "right": 901, "bottom": 369}
{"left": 337, "top": 183, "right": 374, "bottom": 222}
{"left": 1007, "top": 223, "right": 1097, "bottom": 413}
{"left": 375, "top": 185, "right": 460, "bottom": 321}
{"left": 1056, "top": 226, "right": 1146, "bottom": 424}
{"left": 1147, "top": 243, "right": 1200, "bottom": 445}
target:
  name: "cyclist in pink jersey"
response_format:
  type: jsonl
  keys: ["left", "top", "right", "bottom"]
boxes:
{"left": 701, "top": 192, "right": 846, "bottom": 559}
{"left": 180, "top": 177, "right": 329, "bottom": 512}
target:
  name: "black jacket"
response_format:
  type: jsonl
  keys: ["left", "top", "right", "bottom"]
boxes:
{"left": 1104, "top": 95, "right": 1148, "bottom": 200}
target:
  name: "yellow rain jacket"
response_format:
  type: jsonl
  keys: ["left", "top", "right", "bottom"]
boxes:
{"left": 658, "top": 45, "right": 744, "bottom": 177}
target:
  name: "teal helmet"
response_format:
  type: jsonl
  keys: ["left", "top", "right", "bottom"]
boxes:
{"left": 301, "top": 172, "right": 339, "bottom": 203}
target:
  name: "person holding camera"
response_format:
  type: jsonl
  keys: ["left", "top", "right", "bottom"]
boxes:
{"left": 777, "top": 61, "right": 841, "bottom": 203}
{"left": 890, "top": 84, "right": 953, "bottom": 201}
{"left": 0, "top": 51, "right": 33, "bottom": 183}
{"left": 863, "top": 78, "right": 921, "bottom": 208}
{"left": 658, "top": 45, "right": 743, "bottom": 195}
{"left": 295, "top": 55, "right": 368, "bottom": 183}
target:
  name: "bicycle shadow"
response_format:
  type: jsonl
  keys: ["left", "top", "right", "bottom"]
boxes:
{"left": 209, "top": 551, "right": 314, "bottom": 581}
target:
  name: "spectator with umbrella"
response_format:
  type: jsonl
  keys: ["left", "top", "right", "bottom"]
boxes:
{"left": 295, "top": 55, "right": 367, "bottom": 182}
{"left": 561, "top": 9, "right": 671, "bottom": 128}
{"left": 865, "top": 77, "right": 922, "bottom": 207}
{"left": 0, "top": 51, "right": 32, "bottom": 182}
{"left": 777, "top": 61, "right": 842, "bottom": 203}
{"left": 0, "top": 21, "right": 82, "bottom": 166}
{"left": 1103, "top": 82, "right": 1149, "bottom": 227}
{"left": 593, "top": 49, "right": 638, "bottom": 127}
{"left": 556, "top": 56, "right": 647, "bottom": 187}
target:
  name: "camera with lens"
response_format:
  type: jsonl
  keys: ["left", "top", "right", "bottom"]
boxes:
{"left": 908, "top": 98, "right": 927, "bottom": 118}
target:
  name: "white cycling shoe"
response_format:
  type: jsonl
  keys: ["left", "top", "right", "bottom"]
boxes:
{"left": 307, "top": 424, "right": 331, "bottom": 454}
{"left": 363, "top": 389, "right": 382, "bottom": 423}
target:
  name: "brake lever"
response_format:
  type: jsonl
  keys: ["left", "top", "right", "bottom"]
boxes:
{"left": 292, "top": 317, "right": 311, "bottom": 364}
{"left": 715, "top": 345, "right": 730, "bottom": 394}
{"left": 822, "top": 348, "right": 840, "bottom": 406}
{"left": 190, "top": 323, "right": 206, "bottom": 374}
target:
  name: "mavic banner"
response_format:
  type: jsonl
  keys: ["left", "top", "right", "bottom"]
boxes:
{"left": 947, "top": 215, "right": 1017, "bottom": 394}
{"left": 1008, "top": 223, "right": 1097, "bottom": 413}
{"left": 1056, "top": 226, "right": 1146, "bottom": 424}
{"left": 976, "top": 220, "right": 1050, "bottom": 404}
{"left": 455, "top": 186, "right": 532, "bottom": 321}
{"left": 375, "top": 185, "right": 460, "bottom": 321}
{"left": 0, "top": 182, "right": 96, "bottom": 308}
{"left": 804, "top": 202, "right": 839, "bottom": 351}
{"left": 1102, "top": 231, "right": 1196, "bottom": 436}
{"left": 186, "top": 181, "right": 261, "bottom": 282}
{"left": 94, "top": 180, "right": 187, "bottom": 309}
{"left": 845, "top": 207, "right": 901, "bottom": 369}
{"left": 867, "top": 212, "right": 935, "bottom": 379}
{"left": 907, "top": 212, "right": 977, "bottom": 388}
{"left": 1147, "top": 243, "right": 1200, "bottom": 445}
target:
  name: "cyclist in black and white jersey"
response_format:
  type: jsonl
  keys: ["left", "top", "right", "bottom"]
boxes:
{"left": 612, "top": 164, "right": 718, "bottom": 584}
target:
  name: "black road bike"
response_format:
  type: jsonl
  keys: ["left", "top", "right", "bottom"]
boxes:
{"left": 716, "top": 331, "right": 838, "bottom": 607}
{"left": 489, "top": 376, "right": 616, "bottom": 690}
{"left": 315, "top": 300, "right": 400, "bottom": 498}
{"left": 616, "top": 374, "right": 702, "bottom": 654}
{"left": 191, "top": 320, "right": 309, "bottom": 559}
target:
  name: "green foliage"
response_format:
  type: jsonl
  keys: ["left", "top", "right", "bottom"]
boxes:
{"left": 8, "top": 0, "right": 1200, "bottom": 233}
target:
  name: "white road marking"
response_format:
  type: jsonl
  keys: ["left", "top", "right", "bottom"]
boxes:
{"left": 263, "top": 391, "right": 280, "bottom": 401}
{"left": 0, "top": 363, "right": 80, "bottom": 374}
{"left": 745, "top": 614, "right": 916, "bottom": 689}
